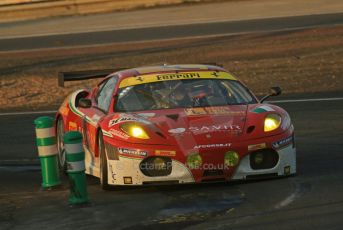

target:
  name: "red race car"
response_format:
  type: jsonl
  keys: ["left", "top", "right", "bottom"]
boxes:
{"left": 56, "top": 64, "right": 296, "bottom": 189}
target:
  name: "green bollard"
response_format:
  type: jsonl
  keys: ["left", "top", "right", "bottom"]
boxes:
{"left": 34, "top": 116, "right": 61, "bottom": 188}
{"left": 64, "top": 131, "right": 89, "bottom": 205}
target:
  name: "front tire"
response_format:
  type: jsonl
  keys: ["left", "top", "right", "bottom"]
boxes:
{"left": 98, "top": 131, "right": 110, "bottom": 190}
{"left": 56, "top": 117, "right": 67, "bottom": 173}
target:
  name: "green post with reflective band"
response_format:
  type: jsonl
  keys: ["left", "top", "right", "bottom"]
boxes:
{"left": 64, "top": 131, "right": 89, "bottom": 205}
{"left": 34, "top": 116, "right": 61, "bottom": 188}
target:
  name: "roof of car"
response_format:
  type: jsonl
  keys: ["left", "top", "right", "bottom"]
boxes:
{"left": 112, "top": 64, "right": 226, "bottom": 80}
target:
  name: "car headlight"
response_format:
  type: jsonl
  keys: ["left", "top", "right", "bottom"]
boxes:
{"left": 224, "top": 151, "right": 240, "bottom": 167}
{"left": 120, "top": 123, "right": 149, "bottom": 139}
{"left": 187, "top": 153, "right": 202, "bottom": 169}
{"left": 264, "top": 114, "right": 281, "bottom": 132}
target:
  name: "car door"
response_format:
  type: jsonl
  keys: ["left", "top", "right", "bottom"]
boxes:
{"left": 80, "top": 76, "right": 118, "bottom": 156}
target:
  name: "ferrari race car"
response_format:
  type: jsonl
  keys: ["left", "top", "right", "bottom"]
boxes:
{"left": 56, "top": 64, "right": 296, "bottom": 189}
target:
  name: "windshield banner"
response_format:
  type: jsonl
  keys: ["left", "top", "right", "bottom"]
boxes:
{"left": 119, "top": 71, "right": 237, "bottom": 88}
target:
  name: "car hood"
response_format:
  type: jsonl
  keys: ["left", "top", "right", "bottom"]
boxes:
{"left": 102, "top": 105, "right": 248, "bottom": 148}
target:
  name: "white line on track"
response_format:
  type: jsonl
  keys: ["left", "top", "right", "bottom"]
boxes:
{"left": 0, "top": 110, "right": 56, "bottom": 116}
{"left": 0, "top": 24, "right": 341, "bottom": 54}
{"left": 274, "top": 192, "right": 298, "bottom": 209}
{"left": 0, "top": 165, "right": 40, "bottom": 171}
{"left": 268, "top": 97, "right": 343, "bottom": 103}
{"left": 0, "top": 13, "right": 338, "bottom": 40}
{"left": 0, "top": 97, "right": 342, "bottom": 116}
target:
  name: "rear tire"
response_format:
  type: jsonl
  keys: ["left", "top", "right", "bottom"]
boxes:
{"left": 98, "top": 131, "right": 110, "bottom": 190}
{"left": 56, "top": 117, "right": 67, "bottom": 174}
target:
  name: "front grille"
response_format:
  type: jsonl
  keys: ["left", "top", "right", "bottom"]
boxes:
{"left": 249, "top": 149, "right": 279, "bottom": 170}
{"left": 140, "top": 157, "right": 172, "bottom": 177}
{"left": 246, "top": 173, "right": 278, "bottom": 180}
{"left": 203, "top": 169, "right": 224, "bottom": 177}
{"left": 143, "top": 180, "right": 179, "bottom": 185}
{"left": 202, "top": 178, "right": 226, "bottom": 183}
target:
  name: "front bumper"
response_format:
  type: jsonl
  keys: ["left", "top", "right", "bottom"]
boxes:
{"left": 232, "top": 144, "right": 296, "bottom": 180}
{"left": 107, "top": 157, "right": 195, "bottom": 185}
{"left": 104, "top": 131, "right": 296, "bottom": 185}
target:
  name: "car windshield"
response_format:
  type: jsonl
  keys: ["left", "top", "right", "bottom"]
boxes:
{"left": 115, "top": 79, "right": 256, "bottom": 112}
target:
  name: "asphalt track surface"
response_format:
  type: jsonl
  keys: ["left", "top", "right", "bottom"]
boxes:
{"left": 0, "top": 12, "right": 343, "bottom": 52}
{"left": 0, "top": 92, "right": 343, "bottom": 229}
{"left": 1, "top": 9, "right": 343, "bottom": 229}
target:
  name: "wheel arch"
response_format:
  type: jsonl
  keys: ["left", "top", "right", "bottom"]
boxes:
{"left": 55, "top": 113, "right": 63, "bottom": 135}
{"left": 95, "top": 127, "right": 103, "bottom": 158}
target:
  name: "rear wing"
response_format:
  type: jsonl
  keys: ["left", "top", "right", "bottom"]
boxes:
{"left": 58, "top": 64, "right": 223, "bottom": 87}
{"left": 201, "top": 63, "right": 223, "bottom": 68}
{"left": 58, "top": 68, "right": 126, "bottom": 87}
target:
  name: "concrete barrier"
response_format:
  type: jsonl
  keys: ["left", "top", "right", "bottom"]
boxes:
{"left": 0, "top": 0, "right": 208, "bottom": 23}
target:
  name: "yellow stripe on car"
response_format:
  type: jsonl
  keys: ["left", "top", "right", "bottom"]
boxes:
{"left": 119, "top": 71, "right": 237, "bottom": 88}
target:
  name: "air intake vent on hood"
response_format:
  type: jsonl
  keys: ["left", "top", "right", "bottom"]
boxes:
{"left": 155, "top": 131, "right": 166, "bottom": 139}
{"left": 246, "top": 126, "right": 255, "bottom": 134}
{"left": 166, "top": 114, "right": 179, "bottom": 121}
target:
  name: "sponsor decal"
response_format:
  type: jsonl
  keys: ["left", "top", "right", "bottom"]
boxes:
{"left": 248, "top": 143, "right": 266, "bottom": 151}
{"left": 281, "top": 115, "right": 291, "bottom": 129}
{"left": 272, "top": 136, "right": 293, "bottom": 149}
{"left": 156, "top": 72, "right": 201, "bottom": 81}
{"left": 102, "top": 130, "right": 113, "bottom": 138}
{"left": 185, "top": 107, "right": 207, "bottom": 116}
{"left": 206, "top": 107, "right": 231, "bottom": 115}
{"left": 119, "top": 71, "right": 237, "bottom": 88}
{"left": 185, "top": 106, "right": 245, "bottom": 116}
{"left": 118, "top": 148, "right": 148, "bottom": 158}
{"left": 109, "top": 129, "right": 130, "bottom": 140}
{"left": 168, "top": 128, "right": 186, "bottom": 134}
{"left": 109, "top": 164, "right": 117, "bottom": 181}
{"left": 68, "top": 121, "right": 77, "bottom": 131}
{"left": 194, "top": 143, "right": 231, "bottom": 149}
{"left": 189, "top": 124, "right": 241, "bottom": 134}
{"left": 211, "top": 71, "right": 220, "bottom": 77}
{"left": 252, "top": 105, "right": 275, "bottom": 113}
{"left": 59, "top": 106, "right": 69, "bottom": 116}
{"left": 109, "top": 114, "right": 150, "bottom": 127}
{"left": 155, "top": 150, "right": 176, "bottom": 157}
{"left": 109, "top": 115, "right": 138, "bottom": 127}
{"left": 138, "top": 113, "right": 155, "bottom": 118}
{"left": 59, "top": 95, "right": 71, "bottom": 116}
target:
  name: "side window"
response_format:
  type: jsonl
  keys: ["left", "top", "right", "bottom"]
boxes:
{"left": 96, "top": 77, "right": 117, "bottom": 112}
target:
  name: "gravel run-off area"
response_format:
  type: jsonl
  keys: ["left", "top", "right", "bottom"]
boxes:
{"left": 0, "top": 25, "right": 342, "bottom": 112}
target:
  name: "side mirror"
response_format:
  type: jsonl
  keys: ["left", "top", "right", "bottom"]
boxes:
{"left": 270, "top": 86, "right": 282, "bottom": 96}
{"left": 78, "top": 98, "right": 92, "bottom": 108}
{"left": 260, "top": 86, "right": 282, "bottom": 103}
